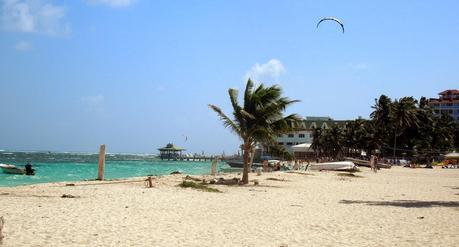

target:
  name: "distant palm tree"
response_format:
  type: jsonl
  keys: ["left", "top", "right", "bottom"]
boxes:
{"left": 370, "top": 95, "right": 392, "bottom": 153}
{"left": 344, "top": 118, "right": 378, "bottom": 156}
{"left": 311, "top": 127, "right": 323, "bottom": 159}
{"left": 208, "top": 79, "right": 300, "bottom": 184}
{"left": 390, "top": 97, "right": 420, "bottom": 160}
{"left": 371, "top": 95, "right": 392, "bottom": 129}
{"left": 321, "top": 125, "right": 344, "bottom": 159}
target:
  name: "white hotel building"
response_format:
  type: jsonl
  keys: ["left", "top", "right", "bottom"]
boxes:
{"left": 276, "top": 116, "right": 350, "bottom": 158}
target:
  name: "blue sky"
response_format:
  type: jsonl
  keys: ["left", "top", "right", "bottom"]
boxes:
{"left": 1, "top": 0, "right": 458, "bottom": 154}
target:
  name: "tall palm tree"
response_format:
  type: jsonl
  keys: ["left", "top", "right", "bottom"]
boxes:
{"left": 321, "top": 125, "right": 344, "bottom": 160}
{"left": 370, "top": 95, "right": 392, "bottom": 154}
{"left": 371, "top": 95, "right": 392, "bottom": 129}
{"left": 390, "top": 97, "right": 420, "bottom": 160}
{"left": 311, "top": 127, "right": 323, "bottom": 159}
{"left": 208, "top": 79, "right": 300, "bottom": 184}
{"left": 432, "top": 113, "right": 455, "bottom": 152}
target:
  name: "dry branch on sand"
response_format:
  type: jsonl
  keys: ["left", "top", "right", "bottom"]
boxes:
{"left": 0, "top": 216, "right": 4, "bottom": 245}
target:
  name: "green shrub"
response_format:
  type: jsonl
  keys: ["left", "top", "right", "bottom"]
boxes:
{"left": 179, "top": 181, "right": 222, "bottom": 193}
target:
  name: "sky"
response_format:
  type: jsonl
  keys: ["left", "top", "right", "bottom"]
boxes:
{"left": 0, "top": 0, "right": 458, "bottom": 154}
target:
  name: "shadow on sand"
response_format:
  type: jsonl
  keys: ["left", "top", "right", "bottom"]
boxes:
{"left": 340, "top": 199, "right": 459, "bottom": 208}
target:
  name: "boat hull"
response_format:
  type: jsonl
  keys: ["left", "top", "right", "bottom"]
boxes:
{"left": 309, "top": 161, "right": 357, "bottom": 171}
{"left": 345, "top": 157, "right": 391, "bottom": 169}
{"left": 0, "top": 164, "right": 25, "bottom": 174}
{"left": 226, "top": 160, "right": 262, "bottom": 168}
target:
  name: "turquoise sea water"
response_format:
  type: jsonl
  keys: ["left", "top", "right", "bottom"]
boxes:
{"left": 0, "top": 152, "right": 229, "bottom": 187}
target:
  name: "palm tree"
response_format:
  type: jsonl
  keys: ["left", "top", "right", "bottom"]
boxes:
{"left": 371, "top": 95, "right": 392, "bottom": 129}
{"left": 370, "top": 95, "right": 392, "bottom": 154}
{"left": 432, "top": 113, "right": 455, "bottom": 152}
{"left": 321, "top": 125, "right": 344, "bottom": 160}
{"left": 208, "top": 79, "right": 300, "bottom": 184}
{"left": 390, "top": 97, "right": 420, "bottom": 160}
{"left": 311, "top": 127, "right": 323, "bottom": 159}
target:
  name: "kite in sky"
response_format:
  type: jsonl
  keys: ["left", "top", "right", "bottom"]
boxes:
{"left": 316, "top": 17, "right": 345, "bottom": 33}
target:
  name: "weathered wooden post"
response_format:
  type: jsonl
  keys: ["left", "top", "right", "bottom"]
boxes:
{"left": 0, "top": 216, "right": 4, "bottom": 245}
{"left": 147, "top": 176, "right": 154, "bottom": 188}
{"left": 210, "top": 158, "right": 218, "bottom": 176}
{"left": 97, "top": 144, "right": 106, "bottom": 180}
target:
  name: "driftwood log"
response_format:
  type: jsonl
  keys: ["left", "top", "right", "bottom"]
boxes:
{"left": 209, "top": 177, "right": 240, "bottom": 185}
{"left": 145, "top": 176, "right": 154, "bottom": 188}
{"left": 184, "top": 175, "right": 202, "bottom": 182}
{"left": 0, "top": 216, "right": 4, "bottom": 244}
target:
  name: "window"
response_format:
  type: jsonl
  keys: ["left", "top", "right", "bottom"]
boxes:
{"left": 288, "top": 134, "right": 294, "bottom": 138}
{"left": 278, "top": 142, "right": 284, "bottom": 145}
{"left": 286, "top": 142, "right": 293, "bottom": 145}
{"left": 299, "top": 133, "right": 305, "bottom": 138}
{"left": 277, "top": 134, "right": 283, "bottom": 137}
{"left": 309, "top": 133, "right": 313, "bottom": 138}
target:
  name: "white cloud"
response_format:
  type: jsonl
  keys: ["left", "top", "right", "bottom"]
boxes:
{"left": 14, "top": 40, "right": 32, "bottom": 51}
{"left": 81, "top": 95, "right": 104, "bottom": 113}
{"left": 244, "top": 59, "right": 285, "bottom": 83}
{"left": 1, "top": 0, "right": 69, "bottom": 35}
{"left": 85, "top": 0, "right": 137, "bottom": 8}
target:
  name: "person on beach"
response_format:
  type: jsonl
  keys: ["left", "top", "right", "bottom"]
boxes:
{"left": 274, "top": 162, "right": 281, "bottom": 171}
{"left": 262, "top": 160, "right": 269, "bottom": 172}
{"left": 25, "top": 162, "right": 35, "bottom": 176}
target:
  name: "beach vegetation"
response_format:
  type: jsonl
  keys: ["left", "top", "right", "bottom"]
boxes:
{"left": 209, "top": 79, "right": 300, "bottom": 184}
{"left": 179, "top": 180, "right": 222, "bottom": 193}
{"left": 311, "top": 94, "right": 459, "bottom": 163}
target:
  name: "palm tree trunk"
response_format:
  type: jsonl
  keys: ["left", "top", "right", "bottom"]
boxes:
{"left": 392, "top": 129, "right": 397, "bottom": 163}
{"left": 242, "top": 141, "right": 250, "bottom": 184}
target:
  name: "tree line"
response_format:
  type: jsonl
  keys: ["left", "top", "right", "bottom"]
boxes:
{"left": 210, "top": 79, "right": 458, "bottom": 184}
{"left": 311, "top": 95, "right": 459, "bottom": 163}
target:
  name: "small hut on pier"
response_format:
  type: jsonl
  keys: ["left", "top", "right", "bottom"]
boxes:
{"left": 158, "top": 143, "right": 186, "bottom": 160}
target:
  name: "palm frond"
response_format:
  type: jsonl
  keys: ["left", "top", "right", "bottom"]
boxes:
{"left": 208, "top": 104, "right": 241, "bottom": 135}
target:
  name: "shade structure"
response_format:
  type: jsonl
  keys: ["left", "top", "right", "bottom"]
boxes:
{"left": 291, "top": 143, "right": 313, "bottom": 153}
{"left": 444, "top": 152, "right": 459, "bottom": 159}
{"left": 158, "top": 143, "right": 186, "bottom": 160}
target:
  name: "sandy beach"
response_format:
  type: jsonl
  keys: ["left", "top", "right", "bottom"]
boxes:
{"left": 1, "top": 166, "right": 458, "bottom": 247}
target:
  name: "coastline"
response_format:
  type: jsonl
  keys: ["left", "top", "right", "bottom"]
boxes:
{"left": 1, "top": 166, "right": 458, "bottom": 246}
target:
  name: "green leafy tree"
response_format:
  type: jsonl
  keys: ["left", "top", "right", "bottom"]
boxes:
{"left": 321, "top": 125, "right": 345, "bottom": 159}
{"left": 311, "top": 127, "right": 323, "bottom": 159}
{"left": 370, "top": 95, "right": 393, "bottom": 155}
{"left": 208, "top": 79, "right": 300, "bottom": 184}
{"left": 389, "top": 97, "right": 420, "bottom": 159}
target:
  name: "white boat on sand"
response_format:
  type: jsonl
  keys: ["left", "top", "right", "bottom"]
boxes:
{"left": 0, "top": 164, "right": 25, "bottom": 175}
{"left": 309, "top": 161, "right": 357, "bottom": 171}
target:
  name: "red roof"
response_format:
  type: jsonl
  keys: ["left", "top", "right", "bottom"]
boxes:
{"left": 439, "top": 89, "right": 459, "bottom": 95}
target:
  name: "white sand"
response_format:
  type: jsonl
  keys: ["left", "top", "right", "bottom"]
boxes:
{"left": 1, "top": 166, "right": 458, "bottom": 247}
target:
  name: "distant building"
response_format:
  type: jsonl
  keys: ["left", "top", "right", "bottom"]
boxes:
{"left": 429, "top": 89, "right": 459, "bottom": 123}
{"left": 277, "top": 116, "right": 351, "bottom": 155}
